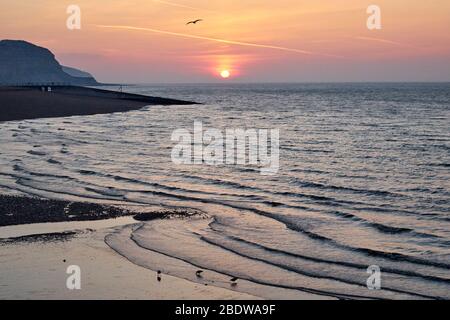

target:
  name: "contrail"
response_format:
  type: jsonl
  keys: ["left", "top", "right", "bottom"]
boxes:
{"left": 152, "top": 0, "right": 210, "bottom": 11}
{"left": 96, "top": 24, "right": 341, "bottom": 58}
{"left": 355, "top": 36, "right": 414, "bottom": 47}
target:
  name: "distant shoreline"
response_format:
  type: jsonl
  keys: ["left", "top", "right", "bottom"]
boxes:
{"left": 0, "top": 86, "right": 198, "bottom": 122}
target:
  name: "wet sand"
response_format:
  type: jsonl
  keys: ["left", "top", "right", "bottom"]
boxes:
{"left": 0, "top": 197, "right": 327, "bottom": 300}
{"left": 0, "top": 224, "right": 258, "bottom": 300}
{"left": 0, "top": 86, "right": 197, "bottom": 122}
{"left": 0, "top": 195, "right": 258, "bottom": 299}
{"left": 0, "top": 217, "right": 326, "bottom": 300}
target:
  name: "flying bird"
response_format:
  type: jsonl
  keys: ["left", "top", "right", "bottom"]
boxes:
{"left": 196, "top": 270, "right": 204, "bottom": 278}
{"left": 186, "top": 19, "right": 203, "bottom": 25}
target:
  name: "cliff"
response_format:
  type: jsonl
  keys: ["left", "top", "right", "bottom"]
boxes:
{"left": 0, "top": 40, "right": 99, "bottom": 86}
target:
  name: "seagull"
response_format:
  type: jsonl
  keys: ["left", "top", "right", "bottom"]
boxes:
{"left": 186, "top": 19, "right": 203, "bottom": 25}
{"left": 196, "top": 270, "right": 204, "bottom": 278}
{"left": 230, "top": 277, "right": 238, "bottom": 286}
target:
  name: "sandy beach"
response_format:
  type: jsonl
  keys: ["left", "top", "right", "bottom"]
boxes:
{"left": 0, "top": 196, "right": 325, "bottom": 300}
{"left": 0, "top": 219, "right": 258, "bottom": 300}
{"left": 0, "top": 86, "right": 197, "bottom": 122}
{"left": 0, "top": 209, "right": 327, "bottom": 300}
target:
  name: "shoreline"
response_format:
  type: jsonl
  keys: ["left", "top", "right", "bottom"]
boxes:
{"left": 0, "top": 214, "right": 325, "bottom": 300}
{"left": 0, "top": 224, "right": 259, "bottom": 300}
{"left": 0, "top": 196, "right": 257, "bottom": 300}
{"left": 0, "top": 195, "right": 329, "bottom": 300}
{"left": 0, "top": 86, "right": 198, "bottom": 122}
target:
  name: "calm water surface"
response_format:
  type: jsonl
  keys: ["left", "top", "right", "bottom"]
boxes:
{"left": 0, "top": 83, "right": 449, "bottom": 299}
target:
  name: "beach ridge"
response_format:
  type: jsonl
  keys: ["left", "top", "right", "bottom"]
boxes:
{"left": 0, "top": 85, "right": 199, "bottom": 122}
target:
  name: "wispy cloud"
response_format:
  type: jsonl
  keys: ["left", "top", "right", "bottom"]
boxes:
{"left": 152, "top": 0, "right": 214, "bottom": 12}
{"left": 95, "top": 24, "right": 342, "bottom": 58}
{"left": 355, "top": 36, "right": 415, "bottom": 48}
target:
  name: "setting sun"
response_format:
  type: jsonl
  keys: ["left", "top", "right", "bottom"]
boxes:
{"left": 220, "top": 70, "right": 230, "bottom": 79}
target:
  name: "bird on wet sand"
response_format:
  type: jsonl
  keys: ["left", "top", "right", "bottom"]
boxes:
{"left": 186, "top": 19, "right": 203, "bottom": 25}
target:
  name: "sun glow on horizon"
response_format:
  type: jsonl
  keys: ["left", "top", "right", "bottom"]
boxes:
{"left": 220, "top": 70, "right": 231, "bottom": 79}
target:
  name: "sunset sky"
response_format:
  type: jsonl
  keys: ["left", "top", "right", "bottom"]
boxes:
{"left": 1, "top": 0, "right": 449, "bottom": 83}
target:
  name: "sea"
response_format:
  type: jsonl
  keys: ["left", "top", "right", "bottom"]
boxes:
{"left": 0, "top": 83, "right": 449, "bottom": 299}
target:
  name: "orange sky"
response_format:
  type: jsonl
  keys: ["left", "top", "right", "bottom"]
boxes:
{"left": 1, "top": 0, "right": 449, "bottom": 82}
